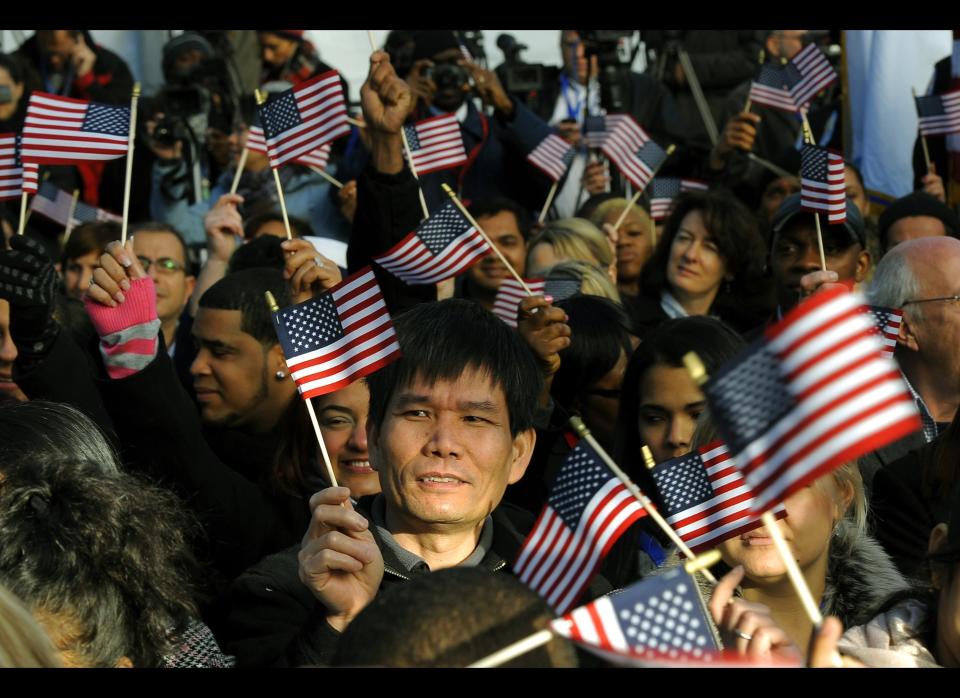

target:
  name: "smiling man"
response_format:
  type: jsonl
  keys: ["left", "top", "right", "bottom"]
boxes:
{"left": 457, "top": 197, "right": 530, "bottom": 311}
{"left": 220, "top": 300, "right": 612, "bottom": 666}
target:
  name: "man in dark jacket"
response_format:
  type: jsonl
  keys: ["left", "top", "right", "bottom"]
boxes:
{"left": 222, "top": 298, "right": 611, "bottom": 667}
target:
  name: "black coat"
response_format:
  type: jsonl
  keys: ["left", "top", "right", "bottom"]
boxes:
{"left": 221, "top": 495, "right": 613, "bottom": 667}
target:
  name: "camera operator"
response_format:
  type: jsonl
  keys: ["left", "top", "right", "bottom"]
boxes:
{"left": 340, "top": 30, "right": 553, "bottom": 217}
{"left": 504, "top": 30, "right": 689, "bottom": 217}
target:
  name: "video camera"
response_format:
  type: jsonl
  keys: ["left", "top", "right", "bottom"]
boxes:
{"left": 575, "top": 30, "right": 636, "bottom": 113}
{"left": 496, "top": 33, "right": 558, "bottom": 96}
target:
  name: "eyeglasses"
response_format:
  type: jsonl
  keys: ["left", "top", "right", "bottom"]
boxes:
{"left": 137, "top": 256, "right": 185, "bottom": 274}
{"left": 902, "top": 295, "right": 960, "bottom": 308}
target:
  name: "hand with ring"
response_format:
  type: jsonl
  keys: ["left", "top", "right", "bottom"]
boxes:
{"left": 280, "top": 239, "right": 341, "bottom": 303}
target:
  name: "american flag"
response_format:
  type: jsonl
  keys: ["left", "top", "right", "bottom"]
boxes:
{"left": 21, "top": 92, "right": 130, "bottom": 164}
{"left": 29, "top": 181, "right": 121, "bottom": 226}
{"left": 649, "top": 441, "right": 786, "bottom": 553}
{"left": 513, "top": 115, "right": 574, "bottom": 182}
{"left": 585, "top": 114, "right": 666, "bottom": 192}
{"left": 247, "top": 124, "right": 330, "bottom": 169}
{"left": 272, "top": 267, "right": 402, "bottom": 399}
{"left": 492, "top": 276, "right": 582, "bottom": 328}
{"left": 607, "top": 139, "right": 668, "bottom": 193}
{"left": 372, "top": 201, "right": 491, "bottom": 285}
{"left": 402, "top": 114, "right": 467, "bottom": 175}
{"left": 800, "top": 144, "right": 846, "bottom": 223}
{"left": 551, "top": 565, "right": 720, "bottom": 664}
{"left": 915, "top": 90, "right": 960, "bottom": 136}
{"left": 649, "top": 178, "right": 709, "bottom": 221}
{"left": 513, "top": 439, "right": 648, "bottom": 614}
{"left": 702, "top": 286, "right": 921, "bottom": 514}
{"left": 257, "top": 70, "right": 349, "bottom": 169}
{"left": 866, "top": 306, "right": 903, "bottom": 359}
{"left": 583, "top": 114, "right": 647, "bottom": 150}
{"left": 789, "top": 43, "right": 838, "bottom": 109}
{"left": 747, "top": 63, "right": 800, "bottom": 112}
{"left": 0, "top": 134, "right": 38, "bottom": 199}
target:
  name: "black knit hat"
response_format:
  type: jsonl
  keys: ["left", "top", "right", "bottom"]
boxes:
{"left": 877, "top": 191, "right": 960, "bottom": 248}
{"left": 771, "top": 193, "right": 867, "bottom": 248}
{"left": 410, "top": 31, "right": 460, "bottom": 62}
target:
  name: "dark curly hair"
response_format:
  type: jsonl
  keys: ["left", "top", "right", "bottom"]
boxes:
{"left": 639, "top": 189, "right": 773, "bottom": 331}
{"left": 0, "top": 460, "right": 205, "bottom": 667}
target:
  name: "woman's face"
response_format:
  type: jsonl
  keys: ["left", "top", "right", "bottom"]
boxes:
{"left": 314, "top": 380, "right": 379, "bottom": 498}
{"left": 606, "top": 209, "right": 653, "bottom": 285}
{"left": 844, "top": 166, "right": 869, "bottom": 219}
{"left": 719, "top": 478, "right": 842, "bottom": 584}
{"left": 0, "top": 66, "right": 24, "bottom": 122}
{"left": 637, "top": 364, "right": 706, "bottom": 463}
{"left": 665, "top": 210, "right": 728, "bottom": 303}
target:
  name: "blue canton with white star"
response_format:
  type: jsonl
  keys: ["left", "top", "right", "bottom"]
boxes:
{"left": 916, "top": 94, "right": 947, "bottom": 118}
{"left": 403, "top": 124, "right": 421, "bottom": 151}
{"left": 609, "top": 566, "right": 718, "bottom": 659}
{"left": 81, "top": 103, "right": 130, "bottom": 136}
{"left": 651, "top": 178, "right": 682, "bottom": 201}
{"left": 704, "top": 339, "right": 794, "bottom": 455}
{"left": 542, "top": 277, "right": 581, "bottom": 302}
{"left": 260, "top": 91, "right": 302, "bottom": 140}
{"left": 275, "top": 294, "right": 344, "bottom": 360}
{"left": 651, "top": 453, "right": 715, "bottom": 517}
{"left": 801, "top": 145, "right": 829, "bottom": 184}
{"left": 548, "top": 442, "right": 612, "bottom": 530}
{"left": 635, "top": 141, "right": 667, "bottom": 172}
{"left": 416, "top": 202, "right": 471, "bottom": 255}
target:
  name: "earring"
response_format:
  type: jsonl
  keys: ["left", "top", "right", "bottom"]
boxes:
{"left": 275, "top": 370, "right": 287, "bottom": 380}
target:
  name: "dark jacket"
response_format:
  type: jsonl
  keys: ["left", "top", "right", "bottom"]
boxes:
{"left": 221, "top": 494, "right": 613, "bottom": 667}
{"left": 912, "top": 56, "right": 951, "bottom": 194}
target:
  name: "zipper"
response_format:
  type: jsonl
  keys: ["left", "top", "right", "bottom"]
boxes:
{"left": 383, "top": 564, "right": 411, "bottom": 582}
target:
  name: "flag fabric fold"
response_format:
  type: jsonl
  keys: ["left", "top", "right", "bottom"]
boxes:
{"left": 0, "top": 134, "right": 38, "bottom": 199}
{"left": 514, "top": 439, "right": 647, "bottom": 614}
{"left": 491, "top": 276, "right": 582, "bottom": 327}
{"left": 789, "top": 43, "right": 839, "bottom": 108}
{"left": 257, "top": 71, "right": 349, "bottom": 169}
{"left": 512, "top": 115, "right": 575, "bottom": 182}
{"left": 272, "top": 267, "right": 402, "bottom": 398}
{"left": 701, "top": 286, "right": 921, "bottom": 514}
{"left": 748, "top": 63, "right": 801, "bottom": 112}
{"left": 21, "top": 92, "right": 130, "bottom": 164}
{"left": 402, "top": 114, "right": 468, "bottom": 175}
{"left": 915, "top": 89, "right": 960, "bottom": 136}
{"left": 584, "top": 114, "right": 665, "bottom": 192}
{"left": 248, "top": 124, "right": 331, "bottom": 170}
{"left": 372, "top": 201, "right": 490, "bottom": 285}
{"left": 800, "top": 144, "right": 846, "bottom": 223}
{"left": 649, "top": 178, "right": 709, "bottom": 221}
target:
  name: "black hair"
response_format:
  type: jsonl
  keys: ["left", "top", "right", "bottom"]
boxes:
{"left": 0, "top": 460, "right": 204, "bottom": 667}
{"left": 198, "top": 268, "right": 289, "bottom": 345}
{"left": 615, "top": 316, "right": 745, "bottom": 487}
{"left": 576, "top": 191, "right": 649, "bottom": 221}
{"left": 61, "top": 222, "right": 121, "bottom": 265}
{"left": 467, "top": 197, "right": 531, "bottom": 241}
{"left": 366, "top": 299, "right": 542, "bottom": 436}
{"left": 332, "top": 567, "right": 576, "bottom": 667}
{"left": 550, "top": 295, "right": 634, "bottom": 413}
{"left": 243, "top": 207, "right": 312, "bottom": 240}
{"left": 640, "top": 189, "right": 773, "bottom": 332}
{"left": 129, "top": 221, "right": 194, "bottom": 276}
{"left": 228, "top": 235, "right": 286, "bottom": 274}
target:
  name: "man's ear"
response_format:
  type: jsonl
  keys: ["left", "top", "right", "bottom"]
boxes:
{"left": 854, "top": 248, "right": 871, "bottom": 283}
{"left": 899, "top": 311, "right": 921, "bottom": 352}
{"left": 507, "top": 428, "right": 537, "bottom": 486}
{"left": 267, "top": 343, "right": 288, "bottom": 373}
{"left": 183, "top": 275, "right": 197, "bottom": 304}
{"left": 929, "top": 523, "right": 950, "bottom": 590}
{"left": 366, "top": 419, "right": 380, "bottom": 472}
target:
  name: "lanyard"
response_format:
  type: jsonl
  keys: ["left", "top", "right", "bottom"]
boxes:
{"left": 560, "top": 73, "right": 584, "bottom": 123}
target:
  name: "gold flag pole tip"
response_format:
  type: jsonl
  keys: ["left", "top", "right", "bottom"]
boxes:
{"left": 683, "top": 549, "right": 722, "bottom": 576}
{"left": 641, "top": 445, "right": 657, "bottom": 470}
{"left": 264, "top": 291, "right": 279, "bottom": 313}
{"left": 683, "top": 351, "right": 708, "bottom": 387}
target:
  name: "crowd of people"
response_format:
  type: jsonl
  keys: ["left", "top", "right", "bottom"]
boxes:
{"left": 1, "top": 28, "right": 959, "bottom": 669}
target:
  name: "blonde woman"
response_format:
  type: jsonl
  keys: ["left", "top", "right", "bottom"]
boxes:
{"left": 525, "top": 218, "right": 615, "bottom": 282}
{"left": 545, "top": 260, "right": 621, "bottom": 305}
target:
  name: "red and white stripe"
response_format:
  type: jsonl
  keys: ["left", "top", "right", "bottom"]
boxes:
{"left": 866, "top": 306, "right": 902, "bottom": 359}
{"left": 598, "top": 116, "right": 656, "bottom": 192}
{"left": 404, "top": 113, "right": 467, "bottom": 175}
{"left": 0, "top": 134, "right": 23, "bottom": 200}
{"left": 918, "top": 90, "right": 960, "bottom": 136}
{"left": 286, "top": 268, "right": 401, "bottom": 399}
{"left": 790, "top": 43, "right": 838, "bottom": 107}
{"left": 801, "top": 148, "right": 846, "bottom": 223}
{"left": 748, "top": 83, "right": 798, "bottom": 112}
{"left": 514, "top": 479, "right": 646, "bottom": 614}
{"left": 740, "top": 288, "right": 921, "bottom": 513}
{"left": 246, "top": 125, "right": 267, "bottom": 153}
{"left": 373, "top": 221, "right": 491, "bottom": 285}
{"left": 248, "top": 126, "right": 331, "bottom": 170}
{"left": 21, "top": 92, "right": 129, "bottom": 163}
{"left": 527, "top": 133, "right": 573, "bottom": 182}
{"left": 492, "top": 277, "right": 545, "bottom": 327}
{"left": 263, "top": 70, "right": 349, "bottom": 168}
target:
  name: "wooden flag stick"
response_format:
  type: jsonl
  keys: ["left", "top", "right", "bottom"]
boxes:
{"left": 230, "top": 147, "right": 250, "bottom": 195}
{"left": 120, "top": 83, "right": 141, "bottom": 246}
{"left": 538, "top": 180, "right": 559, "bottom": 223}
{"left": 441, "top": 183, "right": 533, "bottom": 295}
{"left": 682, "top": 350, "right": 824, "bottom": 628}
{"left": 743, "top": 50, "right": 765, "bottom": 114}
{"left": 569, "top": 416, "right": 717, "bottom": 585}
{"left": 400, "top": 127, "right": 430, "bottom": 220}
{"left": 468, "top": 549, "right": 722, "bottom": 668}
{"left": 366, "top": 30, "right": 377, "bottom": 52}
{"left": 611, "top": 144, "right": 676, "bottom": 233}
{"left": 63, "top": 188, "right": 80, "bottom": 244}
{"left": 346, "top": 116, "right": 366, "bottom": 128}
{"left": 256, "top": 89, "right": 293, "bottom": 240}
{"left": 799, "top": 113, "right": 828, "bottom": 272}
{"left": 310, "top": 166, "right": 344, "bottom": 189}
{"left": 912, "top": 87, "right": 932, "bottom": 174}
{"left": 16, "top": 191, "right": 28, "bottom": 235}
{"left": 265, "top": 291, "right": 339, "bottom": 488}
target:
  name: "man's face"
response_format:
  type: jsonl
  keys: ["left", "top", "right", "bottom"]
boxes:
{"left": 767, "top": 30, "right": 807, "bottom": 62}
{"left": 62, "top": 250, "right": 101, "bottom": 300}
{"left": 760, "top": 176, "right": 801, "bottom": 224}
{"left": 468, "top": 210, "right": 526, "bottom": 293}
{"left": 370, "top": 368, "right": 533, "bottom": 534}
{"left": 886, "top": 216, "right": 947, "bottom": 253}
{"left": 0, "top": 299, "right": 26, "bottom": 401}
{"left": 133, "top": 231, "right": 195, "bottom": 326}
{"left": 561, "top": 31, "right": 591, "bottom": 85}
{"left": 259, "top": 32, "right": 298, "bottom": 69}
{"left": 37, "top": 30, "right": 78, "bottom": 73}
{"left": 770, "top": 220, "right": 867, "bottom": 311}
{"left": 190, "top": 308, "right": 273, "bottom": 428}
{"left": 429, "top": 48, "right": 470, "bottom": 113}
{"left": 904, "top": 245, "right": 960, "bottom": 385}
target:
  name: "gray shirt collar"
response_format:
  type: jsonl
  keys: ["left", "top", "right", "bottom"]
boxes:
{"left": 370, "top": 495, "right": 494, "bottom": 575}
